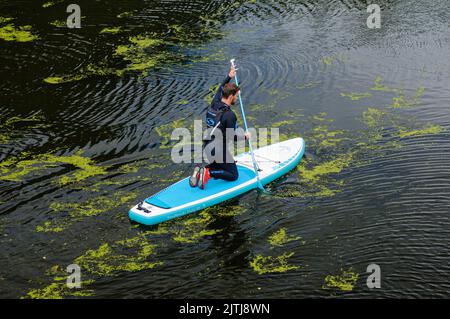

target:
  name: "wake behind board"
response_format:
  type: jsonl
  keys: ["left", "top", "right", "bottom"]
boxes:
{"left": 128, "top": 137, "right": 305, "bottom": 226}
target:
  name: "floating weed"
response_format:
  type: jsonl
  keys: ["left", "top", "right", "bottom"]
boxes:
{"left": 177, "top": 99, "right": 189, "bottom": 105}
{"left": 307, "top": 124, "right": 348, "bottom": 152}
{"left": 0, "top": 17, "right": 14, "bottom": 24}
{"left": 0, "top": 134, "right": 10, "bottom": 144}
{"left": 172, "top": 211, "right": 222, "bottom": 243}
{"left": 100, "top": 27, "right": 122, "bottom": 34}
{"left": 155, "top": 119, "right": 190, "bottom": 149}
{"left": 362, "top": 108, "right": 386, "bottom": 129}
{"left": 128, "top": 34, "right": 162, "bottom": 48}
{"left": 49, "top": 20, "right": 66, "bottom": 28}
{"left": 74, "top": 234, "right": 163, "bottom": 276}
{"left": 116, "top": 161, "right": 167, "bottom": 174}
{"left": 340, "top": 92, "right": 372, "bottom": 101}
{"left": 274, "top": 183, "right": 341, "bottom": 199}
{"left": 117, "top": 11, "right": 135, "bottom": 19}
{"left": 398, "top": 124, "right": 445, "bottom": 138}
{"left": 26, "top": 232, "right": 163, "bottom": 298}
{"left": 391, "top": 87, "right": 425, "bottom": 109}
{"left": 44, "top": 74, "right": 85, "bottom": 84}
{"left": 321, "top": 54, "right": 346, "bottom": 66}
{"left": 323, "top": 268, "right": 359, "bottom": 292}
{"left": 249, "top": 104, "right": 265, "bottom": 112}
{"left": 268, "top": 228, "right": 301, "bottom": 247}
{"left": 322, "top": 56, "right": 333, "bottom": 65}
{"left": 36, "top": 221, "right": 64, "bottom": 233}
{"left": 36, "top": 192, "right": 138, "bottom": 232}
{"left": 250, "top": 252, "right": 299, "bottom": 275}
{"left": 298, "top": 153, "right": 354, "bottom": 183}
{"left": 0, "top": 24, "right": 39, "bottom": 42}
{"left": 203, "top": 204, "right": 246, "bottom": 218}
{"left": 0, "top": 114, "right": 48, "bottom": 143}
{"left": 25, "top": 280, "right": 95, "bottom": 299}
{"left": 270, "top": 119, "right": 297, "bottom": 128}
{"left": 264, "top": 88, "right": 292, "bottom": 101}
{"left": 297, "top": 81, "right": 321, "bottom": 89}
{"left": 0, "top": 151, "right": 107, "bottom": 185}
{"left": 42, "top": 1, "right": 63, "bottom": 8}
{"left": 312, "top": 112, "right": 333, "bottom": 123}
{"left": 371, "top": 75, "right": 400, "bottom": 92}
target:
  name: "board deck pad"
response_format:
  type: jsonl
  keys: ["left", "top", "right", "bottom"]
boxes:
{"left": 145, "top": 165, "right": 256, "bottom": 209}
{"left": 129, "top": 137, "right": 305, "bottom": 225}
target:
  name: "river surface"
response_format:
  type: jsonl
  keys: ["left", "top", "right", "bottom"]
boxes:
{"left": 1, "top": 0, "right": 450, "bottom": 298}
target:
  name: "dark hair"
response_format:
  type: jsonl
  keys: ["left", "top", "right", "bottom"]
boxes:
{"left": 222, "top": 83, "right": 240, "bottom": 98}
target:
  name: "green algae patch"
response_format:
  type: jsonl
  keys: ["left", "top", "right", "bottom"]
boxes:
{"left": 117, "top": 11, "right": 134, "bottom": 19}
{"left": 307, "top": 124, "right": 348, "bottom": 152}
{"left": 36, "top": 221, "right": 64, "bottom": 233}
{"left": 128, "top": 35, "right": 162, "bottom": 48}
{"left": 299, "top": 153, "right": 353, "bottom": 183}
{"left": 49, "top": 20, "right": 66, "bottom": 28}
{"left": 250, "top": 252, "right": 299, "bottom": 275}
{"left": 112, "top": 34, "right": 173, "bottom": 77}
{"left": 42, "top": 1, "right": 63, "bottom": 8}
{"left": 172, "top": 211, "right": 222, "bottom": 244}
{"left": 0, "top": 151, "right": 107, "bottom": 185}
{"left": 208, "top": 205, "right": 245, "bottom": 218}
{"left": 0, "top": 17, "right": 13, "bottom": 24}
{"left": 371, "top": 75, "right": 399, "bottom": 92}
{"left": 362, "top": 108, "right": 386, "bottom": 128}
{"left": 0, "top": 114, "right": 47, "bottom": 143}
{"left": 391, "top": 87, "right": 425, "bottom": 109}
{"left": 155, "top": 119, "right": 192, "bottom": 149}
{"left": 0, "top": 24, "right": 39, "bottom": 42}
{"left": 340, "top": 92, "right": 372, "bottom": 101}
{"left": 37, "top": 192, "right": 138, "bottom": 232}
{"left": 322, "top": 56, "right": 333, "bottom": 65}
{"left": 25, "top": 280, "right": 94, "bottom": 299}
{"left": 321, "top": 55, "right": 346, "bottom": 66}
{"left": 44, "top": 74, "right": 85, "bottom": 84}
{"left": 26, "top": 232, "right": 163, "bottom": 298}
{"left": 75, "top": 234, "right": 163, "bottom": 276}
{"left": 42, "top": 2, "right": 54, "bottom": 8}
{"left": 297, "top": 81, "right": 321, "bottom": 89}
{"left": 100, "top": 27, "right": 122, "bottom": 34}
{"left": 312, "top": 112, "right": 333, "bottom": 123}
{"left": 323, "top": 268, "right": 359, "bottom": 292}
{"left": 268, "top": 228, "right": 301, "bottom": 247}
{"left": 117, "top": 161, "right": 166, "bottom": 174}
{"left": 398, "top": 124, "right": 444, "bottom": 138}
{"left": 177, "top": 99, "right": 189, "bottom": 105}
{"left": 0, "top": 134, "right": 10, "bottom": 144}
{"left": 270, "top": 120, "right": 297, "bottom": 128}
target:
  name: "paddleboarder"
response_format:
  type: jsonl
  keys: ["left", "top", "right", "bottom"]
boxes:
{"left": 190, "top": 64, "right": 250, "bottom": 189}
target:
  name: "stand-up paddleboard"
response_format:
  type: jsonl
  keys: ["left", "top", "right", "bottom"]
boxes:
{"left": 129, "top": 137, "right": 305, "bottom": 226}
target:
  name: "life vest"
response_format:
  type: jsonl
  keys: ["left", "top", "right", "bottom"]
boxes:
{"left": 204, "top": 105, "right": 229, "bottom": 141}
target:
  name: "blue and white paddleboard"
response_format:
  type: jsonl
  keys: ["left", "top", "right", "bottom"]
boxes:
{"left": 129, "top": 137, "right": 305, "bottom": 226}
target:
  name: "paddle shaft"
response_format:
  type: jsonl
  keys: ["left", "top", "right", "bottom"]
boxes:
{"left": 230, "top": 59, "right": 264, "bottom": 190}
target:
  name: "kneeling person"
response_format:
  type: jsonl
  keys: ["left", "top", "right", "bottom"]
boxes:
{"left": 190, "top": 64, "right": 250, "bottom": 189}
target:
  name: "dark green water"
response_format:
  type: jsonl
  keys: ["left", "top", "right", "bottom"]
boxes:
{"left": 1, "top": 0, "right": 450, "bottom": 298}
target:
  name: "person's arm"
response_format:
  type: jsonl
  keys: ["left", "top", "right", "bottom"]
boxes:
{"left": 210, "top": 66, "right": 236, "bottom": 107}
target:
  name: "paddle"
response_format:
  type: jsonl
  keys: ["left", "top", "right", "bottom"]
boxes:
{"left": 230, "top": 58, "right": 266, "bottom": 191}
